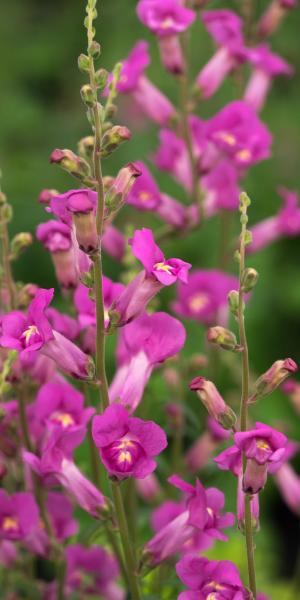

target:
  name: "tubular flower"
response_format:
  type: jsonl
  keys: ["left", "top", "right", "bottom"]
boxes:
{"left": 0, "top": 288, "right": 94, "bottom": 380}
{"left": 109, "top": 311, "right": 186, "bottom": 412}
{"left": 108, "top": 228, "right": 191, "bottom": 328}
{"left": 176, "top": 555, "right": 249, "bottom": 600}
{"left": 92, "top": 404, "right": 167, "bottom": 480}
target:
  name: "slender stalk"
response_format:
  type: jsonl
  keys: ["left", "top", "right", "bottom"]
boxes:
{"left": 237, "top": 196, "right": 257, "bottom": 599}
{"left": 57, "top": 555, "right": 67, "bottom": 600}
{"left": 0, "top": 209, "right": 16, "bottom": 310}
{"left": 111, "top": 481, "right": 141, "bottom": 600}
{"left": 86, "top": 6, "right": 109, "bottom": 411}
{"left": 105, "top": 524, "right": 129, "bottom": 588}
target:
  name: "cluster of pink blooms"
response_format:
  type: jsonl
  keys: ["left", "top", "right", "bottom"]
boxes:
{"left": 0, "top": 0, "right": 299, "bottom": 598}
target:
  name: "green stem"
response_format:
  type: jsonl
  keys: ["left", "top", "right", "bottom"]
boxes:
{"left": 237, "top": 202, "right": 256, "bottom": 599}
{"left": 0, "top": 215, "right": 16, "bottom": 310}
{"left": 87, "top": 9, "right": 110, "bottom": 412}
{"left": 18, "top": 393, "right": 33, "bottom": 452}
{"left": 57, "top": 555, "right": 67, "bottom": 600}
{"left": 105, "top": 524, "right": 129, "bottom": 588}
{"left": 111, "top": 481, "right": 141, "bottom": 600}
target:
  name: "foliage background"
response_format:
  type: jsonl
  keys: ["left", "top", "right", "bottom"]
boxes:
{"left": 1, "top": 0, "right": 300, "bottom": 597}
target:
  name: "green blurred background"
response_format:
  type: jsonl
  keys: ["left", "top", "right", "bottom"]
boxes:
{"left": 1, "top": 0, "right": 300, "bottom": 597}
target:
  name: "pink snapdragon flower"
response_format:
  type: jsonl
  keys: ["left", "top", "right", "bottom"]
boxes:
{"left": 248, "top": 188, "right": 300, "bottom": 253}
{"left": 154, "top": 128, "right": 193, "bottom": 191}
{"left": 0, "top": 491, "right": 39, "bottom": 541}
{"left": 108, "top": 229, "right": 191, "bottom": 328}
{"left": 136, "top": 473, "right": 162, "bottom": 503}
{"left": 116, "top": 41, "right": 176, "bottom": 126}
{"left": 64, "top": 544, "right": 124, "bottom": 600}
{"left": 36, "top": 220, "right": 78, "bottom": 288}
{"left": 23, "top": 427, "right": 108, "bottom": 519}
{"left": 137, "top": 0, "right": 196, "bottom": 74}
{"left": 257, "top": 0, "right": 297, "bottom": 38}
{"left": 244, "top": 44, "right": 293, "bottom": 111}
{"left": 34, "top": 380, "right": 95, "bottom": 433}
{"left": 204, "top": 100, "right": 272, "bottom": 170}
{"left": 273, "top": 463, "right": 300, "bottom": 515}
{"left": 176, "top": 555, "right": 249, "bottom": 600}
{"left": 127, "top": 161, "right": 187, "bottom": 228}
{"left": 146, "top": 475, "right": 234, "bottom": 565}
{"left": 102, "top": 224, "right": 126, "bottom": 261}
{"left": 197, "top": 10, "right": 247, "bottom": 99}
{"left": 0, "top": 288, "right": 94, "bottom": 380}
{"left": 109, "top": 311, "right": 186, "bottom": 412}
{"left": 92, "top": 404, "right": 167, "bottom": 480}
{"left": 173, "top": 269, "right": 240, "bottom": 326}
{"left": 45, "top": 307, "right": 79, "bottom": 341}
{"left": 249, "top": 358, "right": 297, "bottom": 403}
{"left": 216, "top": 422, "right": 287, "bottom": 493}
{"left": 202, "top": 159, "right": 240, "bottom": 214}
{"left": 237, "top": 473, "right": 260, "bottom": 532}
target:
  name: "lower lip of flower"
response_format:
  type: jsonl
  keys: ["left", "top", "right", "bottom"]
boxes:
{"left": 50, "top": 411, "right": 75, "bottom": 427}
{"left": 235, "top": 148, "right": 251, "bottom": 162}
{"left": 138, "top": 191, "right": 153, "bottom": 202}
{"left": 256, "top": 439, "right": 270, "bottom": 451}
{"left": 215, "top": 131, "right": 237, "bottom": 147}
{"left": 21, "top": 325, "right": 41, "bottom": 347}
{"left": 161, "top": 17, "right": 175, "bottom": 29}
{"left": 103, "top": 438, "right": 143, "bottom": 473}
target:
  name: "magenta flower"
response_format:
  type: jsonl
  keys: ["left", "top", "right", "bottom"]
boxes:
{"left": 130, "top": 227, "right": 191, "bottom": 285}
{"left": 204, "top": 100, "right": 272, "bottom": 169}
{"left": 173, "top": 269, "right": 240, "bottom": 326}
{"left": 235, "top": 422, "right": 288, "bottom": 493}
{"left": 274, "top": 463, "right": 300, "bottom": 515}
{"left": 108, "top": 229, "right": 191, "bottom": 328}
{"left": 65, "top": 544, "right": 124, "bottom": 600}
{"left": 154, "top": 128, "right": 193, "bottom": 191}
{"left": 136, "top": 473, "right": 162, "bottom": 503}
{"left": 109, "top": 312, "right": 186, "bottom": 412}
{"left": 244, "top": 44, "right": 293, "bottom": 111}
{"left": 92, "top": 404, "right": 167, "bottom": 480}
{"left": 186, "top": 417, "right": 230, "bottom": 472}
{"left": 127, "top": 161, "right": 187, "bottom": 228}
{"left": 0, "top": 491, "right": 39, "bottom": 541}
{"left": 146, "top": 475, "right": 234, "bottom": 565}
{"left": 214, "top": 445, "right": 243, "bottom": 477}
{"left": 49, "top": 188, "right": 96, "bottom": 226}
{"left": 23, "top": 428, "right": 108, "bottom": 519}
{"left": 78, "top": 277, "right": 123, "bottom": 329}
{"left": 0, "top": 288, "right": 94, "bottom": 380}
{"left": 176, "top": 555, "right": 248, "bottom": 600}
{"left": 36, "top": 220, "right": 78, "bottom": 288}
{"left": 137, "top": 0, "right": 196, "bottom": 74}
{"left": 257, "top": 0, "right": 296, "bottom": 38}
{"left": 248, "top": 188, "right": 300, "bottom": 253}
{"left": 197, "top": 10, "right": 247, "bottom": 99}
{"left": 34, "top": 380, "right": 95, "bottom": 432}
{"left": 102, "top": 224, "right": 126, "bottom": 261}
{"left": 202, "top": 160, "right": 240, "bottom": 214}
{"left": 190, "top": 376, "right": 237, "bottom": 429}
{"left": 116, "top": 41, "right": 176, "bottom": 126}
{"left": 46, "top": 492, "right": 78, "bottom": 541}
{"left": 45, "top": 307, "right": 79, "bottom": 341}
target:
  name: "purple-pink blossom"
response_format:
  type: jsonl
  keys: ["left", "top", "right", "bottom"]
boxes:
{"left": 176, "top": 555, "right": 248, "bottom": 600}
{"left": 92, "top": 404, "right": 167, "bottom": 480}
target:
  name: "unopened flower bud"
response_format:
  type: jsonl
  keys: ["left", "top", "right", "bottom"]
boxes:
{"left": 241, "top": 268, "right": 259, "bottom": 292}
{"left": 17, "top": 283, "right": 38, "bottom": 308}
{"left": 50, "top": 149, "right": 91, "bottom": 181}
{"left": 89, "top": 41, "right": 101, "bottom": 58}
{"left": 38, "top": 188, "right": 59, "bottom": 205}
{"left": 78, "top": 53, "right": 90, "bottom": 73}
{"left": 10, "top": 232, "right": 33, "bottom": 260}
{"left": 78, "top": 136, "right": 95, "bottom": 159}
{"left": 80, "top": 84, "right": 97, "bottom": 107}
{"left": 189, "top": 376, "right": 237, "bottom": 429}
{"left": 228, "top": 290, "right": 240, "bottom": 316}
{"left": 105, "top": 162, "right": 140, "bottom": 214}
{"left": 249, "top": 358, "right": 298, "bottom": 403}
{"left": 94, "top": 68, "right": 109, "bottom": 90}
{"left": 0, "top": 191, "right": 7, "bottom": 205}
{"left": 67, "top": 192, "right": 98, "bottom": 255}
{"left": 0, "top": 203, "right": 13, "bottom": 222}
{"left": 207, "top": 326, "right": 242, "bottom": 352}
{"left": 105, "top": 104, "right": 117, "bottom": 119}
{"left": 101, "top": 126, "right": 131, "bottom": 158}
